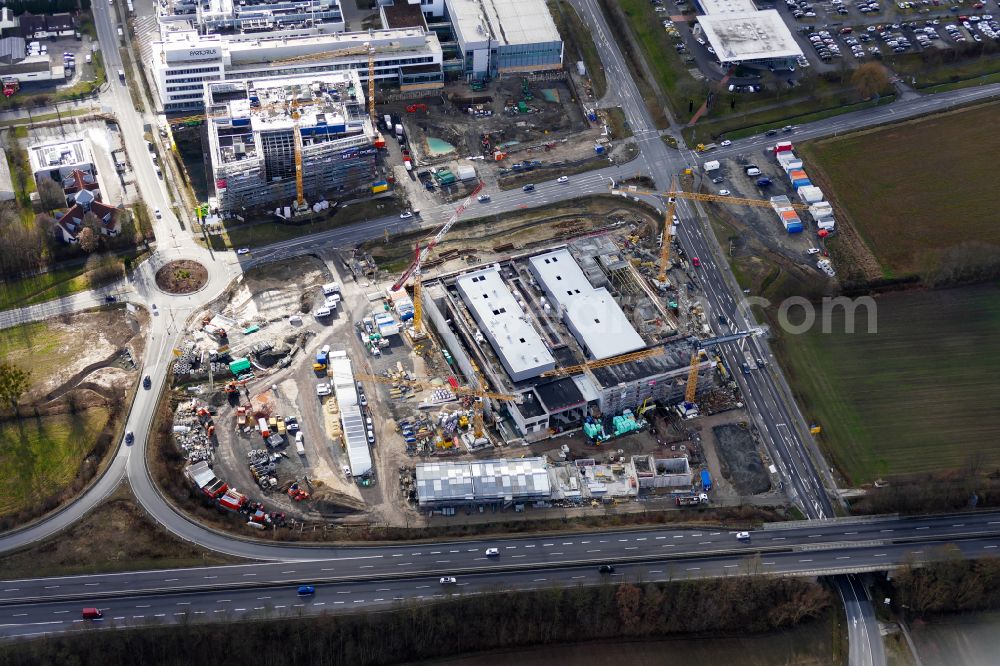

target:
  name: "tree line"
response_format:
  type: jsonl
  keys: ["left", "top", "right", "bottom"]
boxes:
{"left": 0, "top": 577, "right": 831, "bottom": 666}
{"left": 893, "top": 555, "right": 1000, "bottom": 616}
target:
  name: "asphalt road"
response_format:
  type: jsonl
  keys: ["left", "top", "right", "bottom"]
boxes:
{"left": 1, "top": 534, "right": 997, "bottom": 640}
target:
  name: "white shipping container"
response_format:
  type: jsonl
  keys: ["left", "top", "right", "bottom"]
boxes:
{"left": 456, "top": 165, "right": 476, "bottom": 181}
{"left": 797, "top": 185, "right": 824, "bottom": 203}
{"left": 576, "top": 60, "right": 587, "bottom": 76}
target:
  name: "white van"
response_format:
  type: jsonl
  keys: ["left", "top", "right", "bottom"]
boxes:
{"left": 314, "top": 307, "right": 331, "bottom": 318}
{"left": 295, "top": 432, "right": 305, "bottom": 455}
{"left": 321, "top": 282, "right": 341, "bottom": 296}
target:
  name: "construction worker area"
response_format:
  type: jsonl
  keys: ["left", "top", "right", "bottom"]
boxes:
{"left": 161, "top": 181, "right": 785, "bottom": 527}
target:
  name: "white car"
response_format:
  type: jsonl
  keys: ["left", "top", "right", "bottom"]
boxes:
{"left": 718, "top": 189, "right": 731, "bottom": 196}
{"left": 557, "top": 176, "right": 569, "bottom": 183}
{"left": 806, "top": 248, "right": 821, "bottom": 255}
{"left": 736, "top": 531, "right": 751, "bottom": 541}
{"left": 439, "top": 577, "right": 457, "bottom": 585}
{"left": 342, "top": 465, "right": 352, "bottom": 478}
{"left": 236, "top": 247, "right": 250, "bottom": 255}
{"left": 485, "top": 547, "right": 500, "bottom": 557}
{"left": 720, "top": 139, "right": 732, "bottom": 147}
{"left": 154, "top": 208, "right": 161, "bottom": 218}
{"left": 316, "top": 383, "right": 332, "bottom": 396}
{"left": 399, "top": 210, "right": 413, "bottom": 219}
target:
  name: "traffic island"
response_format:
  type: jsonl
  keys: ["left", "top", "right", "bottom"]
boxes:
{"left": 155, "top": 260, "right": 208, "bottom": 295}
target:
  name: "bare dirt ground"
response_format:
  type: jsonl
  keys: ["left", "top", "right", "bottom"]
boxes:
{"left": 155, "top": 260, "right": 208, "bottom": 295}
{"left": 0, "top": 307, "right": 144, "bottom": 401}
{"left": 712, "top": 423, "right": 772, "bottom": 495}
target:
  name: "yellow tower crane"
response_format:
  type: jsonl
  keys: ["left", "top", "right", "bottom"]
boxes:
{"left": 609, "top": 183, "right": 808, "bottom": 282}
{"left": 541, "top": 346, "right": 665, "bottom": 378}
{"left": 392, "top": 181, "right": 484, "bottom": 334}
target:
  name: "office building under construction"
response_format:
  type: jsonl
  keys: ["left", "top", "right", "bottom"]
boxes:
{"left": 204, "top": 70, "right": 377, "bottom": 212}
{"left": 421, "top": 236, "right": 718, "bottom": 443}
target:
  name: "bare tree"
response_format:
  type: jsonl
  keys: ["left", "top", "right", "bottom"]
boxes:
{"left": 851, "top": 62, "right": 891, "bottom": 99}
{"left": 77, "top": 226, "right": 98, "bottom": 253}
{"left": 37, "top": 178, "right": 67, "bottom": 211}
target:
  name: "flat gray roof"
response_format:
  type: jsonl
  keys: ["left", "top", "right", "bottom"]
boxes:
{"left": 528, "top": 249, "right": 645, "bottom": 360}
{"left": 699, "top": 0, "right": 757, "bottom": 14}
{"left": 448, "top": 0, "right": 560, "bottom": 47}
{"left": 416, "top": 457, "right": 551, "bottom": 505}
{"left": 455, "top": 265, "right": 555, "bottom": 380}
{"left": 698, "top": 10, "right": 803, "bottom": 61}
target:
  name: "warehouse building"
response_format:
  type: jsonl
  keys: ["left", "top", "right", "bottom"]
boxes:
{"left": 204, "top": 71, "right": 378, "bottom": 212}
{"left": 694, "top": 0, "right": 801, "bottom": 70}
{"left": 422, "top": 240, "right": 716, "bottom": 442}
{"left": 455, "top": 265, "right": 556, "bottom": 382}
{"left": 415, "top": 457, "right": 551, "bottom": 508}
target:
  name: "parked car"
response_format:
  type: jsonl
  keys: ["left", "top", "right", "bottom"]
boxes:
{"left": 316, "top": 383, "right": 332, "bottom": 396}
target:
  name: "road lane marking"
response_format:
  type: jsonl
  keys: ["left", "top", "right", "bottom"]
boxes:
{"left": 836, "top": 556, "right": 851, "bottom": 560}
{"left": 916, "top": 527, "right": 929, "bottom": 530}
{"left": 874, "top": 554, "right": 887, "bottom": 557}
{"left": 687, "top": 567, "right": 701, "bottom": 571}
{"left": 586, "top": 549, "right": 601, "bottom": 553}
{"left": 243, "top": 573, "right": 257, "bottom": 577}
{"left": 397, "top": 562, "right": 413, "bottom": 566}
{"left": 512, "top": 554, "right": 526, "bottom": 558}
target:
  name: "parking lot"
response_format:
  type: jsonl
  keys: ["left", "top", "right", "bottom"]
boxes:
{"left": 650, "top": 0, "right": 999, "bottom": 90}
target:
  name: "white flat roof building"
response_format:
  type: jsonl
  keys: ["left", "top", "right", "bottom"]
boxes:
{"left": 329, "top": 354, "right": 373, "bottom": 477}
{"left": 698, "top": 0, "right": 757, "bottom": 13}
{"left": 455, "top": 265, "right": 555, "bottom": 382}
{"left": 445, "top": 0, "right": 562, "bottom": 78}
{"left": 28, "top": 137, "right": 94, "bottom": 182}
{"left": 697, "top": 10, "right": 802, "bottom": 64}
{"left": 528, "top": 249, "right": 646, "bottom": 360}
{"left": 150, "top": 25, "right": 444, "bottom": 111}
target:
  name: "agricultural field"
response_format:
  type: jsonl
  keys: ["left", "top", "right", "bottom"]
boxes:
{"left": 0, "top": 409, "right": 110, "bottom": 517}
{"left": 800, "top": 102, "right": 1000, "bottom": 281}
{"left": 774, "top": 283, "right": 1000, "bottom": 485}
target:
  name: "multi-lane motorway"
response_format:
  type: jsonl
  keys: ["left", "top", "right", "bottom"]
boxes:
{"left": 2, "top": 513, "right": 1000, "bottom": 639}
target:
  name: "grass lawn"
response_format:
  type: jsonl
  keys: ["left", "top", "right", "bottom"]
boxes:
{"left": 773, "top": 283, "right": 1000, "bottom": 485}
{"left": 205, "top": 198, "right": 400, "bottom": 250}
{"left": 0, "top": 320, "right": 72, "bottom": 384}
{"left": 605, "top": 107, "right": 633, "bottom": 139}
{"left": 0, "top": 409, "right": 110, "bottom": 517}
{"left": 0, "top": 484, "right": 239, "bottom": 579}
{"left": 548, "top": 0, "right": 607, "bottom": 99}
{"left": 800, "top": 102, "right": 1000, "bottom": 279}
{"left": 888, "top": 53, "right": 1000, "bottom": 90}
{"left": 0, "top": 260, "right": 123, "bottom": 311}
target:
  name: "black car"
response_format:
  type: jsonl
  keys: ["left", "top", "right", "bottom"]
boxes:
{"left": 124, "top": 431, "right": 134, "bottom": 445}
{"left": 104, "top": 295, "right": 116, "bottom": 303}
{"left": 598, "top": 564, "right": 616, "bottom": 574}
{"left": 522, "top": 184, "right": 535, "bottom": 192}
{"left": 765, "top": 129, "right": 779, "bottom": 136}
{"left": 143, "top": 375, "right": 151, "bottom": 389}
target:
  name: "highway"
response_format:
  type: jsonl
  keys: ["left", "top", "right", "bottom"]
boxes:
{"left": 1, "top": 534, "right": 998, "bottom": 640}
{"left": 2, "top": 512, "right": 1000, "bottom": 605}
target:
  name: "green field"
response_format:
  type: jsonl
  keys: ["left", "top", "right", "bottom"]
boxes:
{"left": 800, "top": 103, "right": 1000, "bottom": 280}
{"left": 0, "top": 409, "right": 110, "bottom": 516}
{"left": 775, "top": 283, "right": 1000, "bottom": 485}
